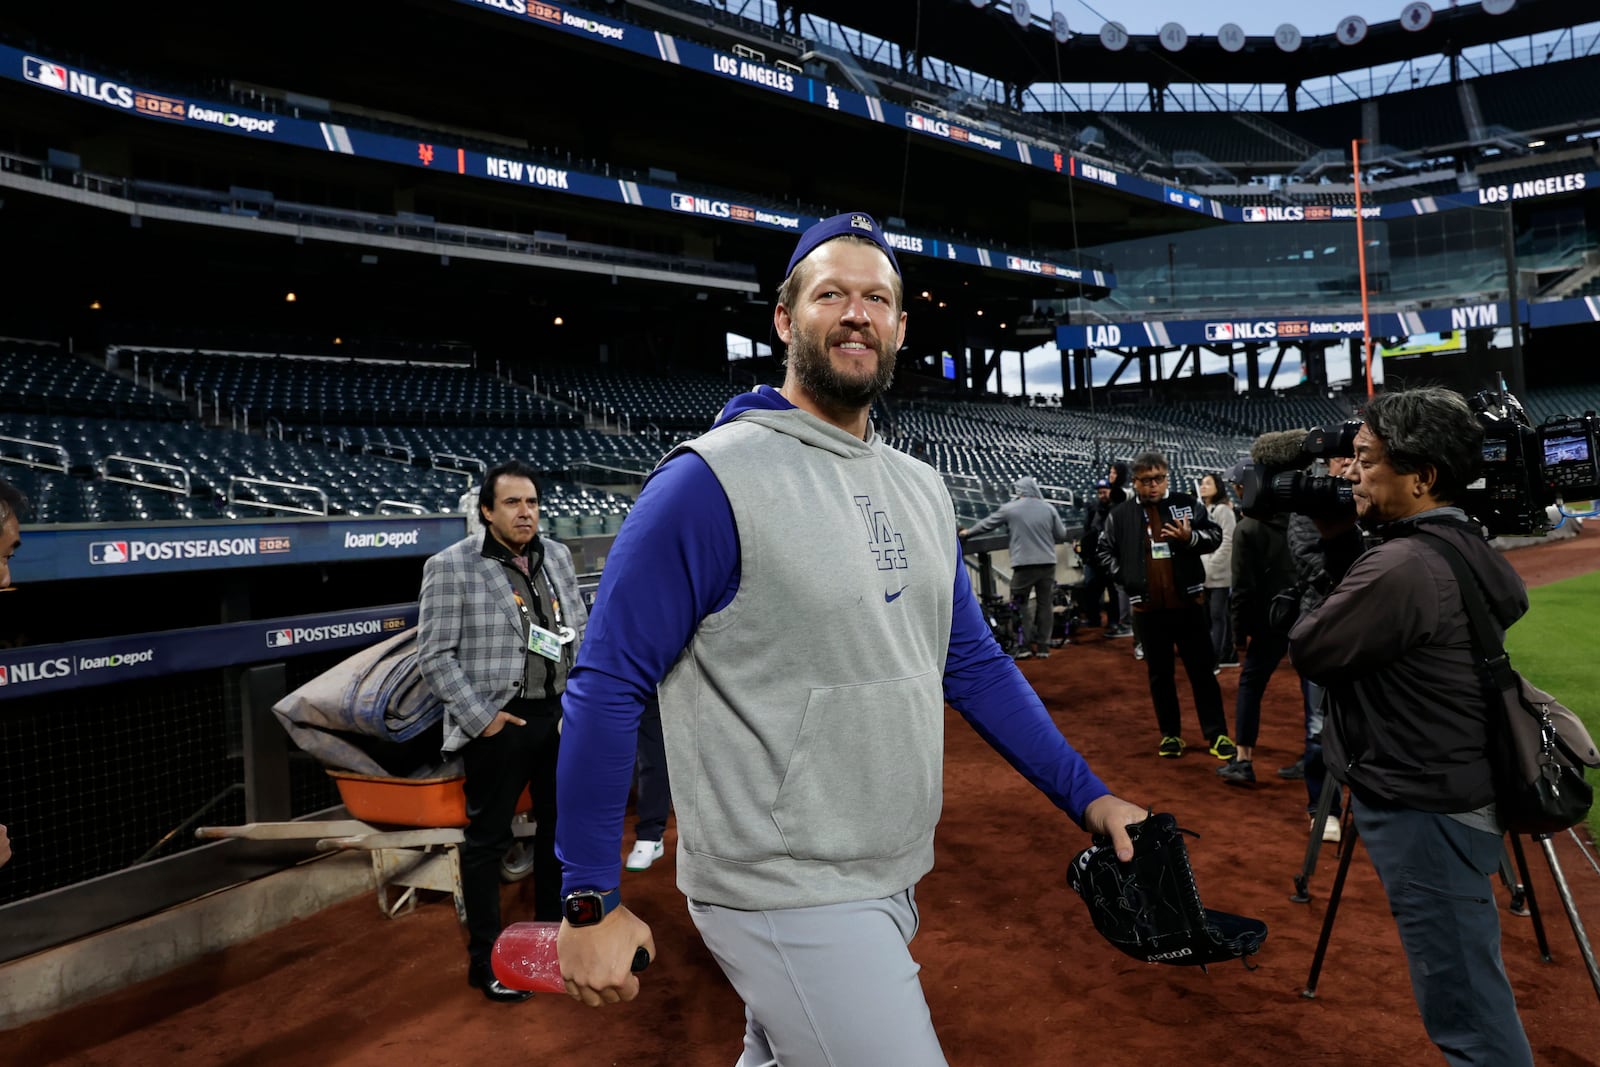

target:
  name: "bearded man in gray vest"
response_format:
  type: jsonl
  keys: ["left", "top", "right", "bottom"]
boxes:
{"left": 552, "top": 212, "right": 1147, "bottom": 1065}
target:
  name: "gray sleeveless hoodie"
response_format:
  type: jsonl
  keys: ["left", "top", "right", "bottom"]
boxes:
{"left": 659, "top": 404, "right": 958, "bottom": 910}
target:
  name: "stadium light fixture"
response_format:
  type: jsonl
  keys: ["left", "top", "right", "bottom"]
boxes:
{"left": 285, "top": 292, "right": 297, "bottom": 303}
{"left": 976, "top": 309, "right": 984, "bottom": 316}
{"left": 89, "top": 300, "right": 101, "bottom": 310}
{"left": 920, "top": 290, "right": 931, "bottom": 299}
{"left": 554, "top": 316, "right": 565, "bottom": 326}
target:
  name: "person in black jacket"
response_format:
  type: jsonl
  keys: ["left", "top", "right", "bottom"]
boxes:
{"left": 1102, "top": 462, "right": 1135, "bottom": 636}
{"left": 1289, "top": 388, "right": 1532, "bottom": 1066}
{"left": 1219, "top": 507, "right": 1298, "bottom": 787}
{"left": 1077, "top": 479, "right": 1115, "bottom": 628}
{"left": 1098, "top": 451, "right": 1235, "bottom": 761}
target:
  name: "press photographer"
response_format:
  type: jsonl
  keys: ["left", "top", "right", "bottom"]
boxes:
{"left": 1286, "top": 386, "right": 1534, "bottom": 1066}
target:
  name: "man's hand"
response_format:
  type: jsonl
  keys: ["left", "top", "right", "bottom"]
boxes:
{"left": 480, "top": 709, "right": 526, "bottom": 738}
{"left": 1160, "top": 516, "right": 1192, "bottom": 543}
{"left": 0, "top": 823, "right": 10, "bottom": 868}
{"left": 558, "top": 906, "right": 656, "bottom": 1007}
{"left": 1083, "top": 795, "right": 1150, "bottom": 862}
{"left": 957, "top": 528, "right": 969, "bottom": 538}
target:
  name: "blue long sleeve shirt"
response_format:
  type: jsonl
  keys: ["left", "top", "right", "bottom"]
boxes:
{"left": 555, "top": 387, "right": 1110, "bottom": 895}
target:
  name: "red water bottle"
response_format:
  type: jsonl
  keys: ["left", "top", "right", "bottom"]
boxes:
{"left": 490, "top": 921, "right": 651, "bottom": 992}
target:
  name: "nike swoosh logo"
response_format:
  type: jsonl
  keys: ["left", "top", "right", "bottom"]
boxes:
{"left": 885, "top": 586, "right": 909, "bottom": 603}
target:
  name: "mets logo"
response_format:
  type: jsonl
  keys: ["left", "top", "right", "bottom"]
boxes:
{"left": 854, "top": 494, "right": 908, "bottom": 571}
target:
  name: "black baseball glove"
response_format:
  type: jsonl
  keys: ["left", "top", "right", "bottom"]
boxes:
{"left": 1066, "top": 811, "right": 1267, "bottom": 969}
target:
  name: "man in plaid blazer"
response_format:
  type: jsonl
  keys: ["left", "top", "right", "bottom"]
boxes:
{"left": 419, "top": 459, "right": 587, "bottom": 1001}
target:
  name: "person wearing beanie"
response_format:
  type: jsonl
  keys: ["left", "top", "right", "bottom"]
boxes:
{"left": 553, "top": 211, "right": 1147, "bottom": 1063}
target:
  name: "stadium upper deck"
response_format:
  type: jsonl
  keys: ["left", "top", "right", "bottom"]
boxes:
{"left": 3, "top": 0, "right": 1600, "bottom": 387}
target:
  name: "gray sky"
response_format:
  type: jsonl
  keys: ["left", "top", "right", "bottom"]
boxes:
{"left": 1056, "top": 1, "right": 1472, "bottom": 37}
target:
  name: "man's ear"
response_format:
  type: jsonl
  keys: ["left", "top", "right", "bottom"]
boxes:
{"left": 774, "top": 303, "right": 794, "bottom": 347}
{"left": 1411, "top": 462, "right": 1439, "bottom": 498}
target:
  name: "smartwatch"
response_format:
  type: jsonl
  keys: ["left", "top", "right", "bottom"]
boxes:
{"left": 563, "top": 887, "right": 621, "bottom": 927}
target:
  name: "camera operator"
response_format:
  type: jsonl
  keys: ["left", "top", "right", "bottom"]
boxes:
{"left": 1287, "top": 387, "right": 1532, "bottom": 1066}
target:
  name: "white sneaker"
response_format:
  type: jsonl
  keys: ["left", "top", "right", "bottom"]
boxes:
{"left": 1317, "top": 817, "right": 1342, "bottom": 844}
{"left": 625, "top": 839, "right": 665, "bottom": 871}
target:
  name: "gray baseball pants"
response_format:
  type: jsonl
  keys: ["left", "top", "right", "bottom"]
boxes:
{"left": 688, "top": 887, "right": 948, "bottom": 1067}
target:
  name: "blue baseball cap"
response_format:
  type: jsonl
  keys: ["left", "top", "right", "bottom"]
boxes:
{"left": 785, "top": 212, "right": 901, "bottom": 279}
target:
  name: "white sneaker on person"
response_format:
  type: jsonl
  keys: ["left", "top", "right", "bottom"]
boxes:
{"left": 625, "top": 839, "right": 665, "bottom": 871}
{"left": 1315, "top": 817, "right": 1342, "bottom": 844}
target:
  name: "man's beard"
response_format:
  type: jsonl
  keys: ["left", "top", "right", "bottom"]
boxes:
{"left": 787, "top": 325, "right": 897, "bottom": 409}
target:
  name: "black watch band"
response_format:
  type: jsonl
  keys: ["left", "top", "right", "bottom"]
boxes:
{"left": 563, "top": 887, "right": 621, "bottom": 927}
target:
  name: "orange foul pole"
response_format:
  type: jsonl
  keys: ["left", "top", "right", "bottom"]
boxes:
{"left": 1352, "top": 138, "right": 1375, "bottom": 398}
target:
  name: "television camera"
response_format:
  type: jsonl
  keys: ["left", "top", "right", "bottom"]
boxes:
{"left": 1238, "top": 385, "right": 1600, "bottom": 537}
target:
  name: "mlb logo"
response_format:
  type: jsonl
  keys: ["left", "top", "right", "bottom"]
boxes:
{"left": 1244, "top": 207, "right": 1267, "bottom": 223}
{"left": 0, "top": 666, "right": 7, "bottom": 687}
{"left": 23, "top": 57, "right": 68, "bottom": 90}
{"left": 90, "top": 541, "right": 130, "bottom": 564}
{"left": 669, "top": 193, "right": 694, "bottom": 212}
{"left": 1204, "top": 323, "right": 1235, "bottom": 342}
{"left": 266, "top": 629, "right": 294, "bottom": 648}
{"left": 850, "top": 214, "right": 873, "bottom": 232}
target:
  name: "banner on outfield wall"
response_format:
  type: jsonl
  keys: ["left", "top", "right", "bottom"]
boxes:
{"left": 17, "top": 516, "right": 469, "bottom": 582}
{"left": 0, "top": 604, "right": 417, "bottom": 699}
{"left": 1051, "top": 298, "right": 1600, "bottom": 349}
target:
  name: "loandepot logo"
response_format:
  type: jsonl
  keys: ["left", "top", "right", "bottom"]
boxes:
{"left": 77, "top": 649, "right": 155, "bottom": 672}
{"left": 343, "top": 529, "right": 421, "bottom": 550}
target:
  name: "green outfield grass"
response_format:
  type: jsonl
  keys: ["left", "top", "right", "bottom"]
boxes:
{"left": 1505, "top": 569, "right": 1600, "bottom": 843}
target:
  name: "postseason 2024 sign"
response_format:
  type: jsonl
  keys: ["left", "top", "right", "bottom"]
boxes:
{"left": 19, "top": 516, "right": 468, "bottom": 582}
{"left": 0, "top": 604, "right": 417, "bottom": 699}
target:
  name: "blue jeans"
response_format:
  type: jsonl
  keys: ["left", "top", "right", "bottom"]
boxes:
{"left": 1301, "top": 679, "right": 1339, "bottom": 816}
{"left": 1353, "top": 799, "right": 1533, "bottom": 1067}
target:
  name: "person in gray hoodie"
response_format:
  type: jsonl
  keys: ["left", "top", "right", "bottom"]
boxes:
{"left": 553, "top": 212, "right": 1147, "bottom": 1065}
{"left": 959, "top": 475, "right": 1068, "bottom": 659}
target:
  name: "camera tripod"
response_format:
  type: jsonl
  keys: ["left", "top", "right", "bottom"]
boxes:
{"left": 1291, "top": 781, "right": 1600, "bottom": 1005}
